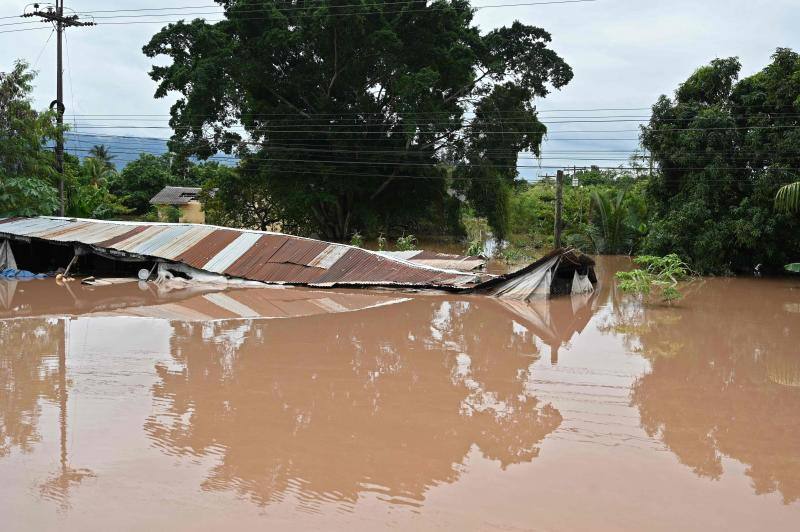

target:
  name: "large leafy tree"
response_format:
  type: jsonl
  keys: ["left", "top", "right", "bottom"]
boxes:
{"left": 642, "top": 49, "right": 800, "bottom": 274}
{"left": 143, "top": 0, "right": 571, "bottom": 240}
{"left": 0, "top": 61, "right": 60, "bottom": 217}
{"left": 110, "top": 153, "right": 175, "bottom": 214}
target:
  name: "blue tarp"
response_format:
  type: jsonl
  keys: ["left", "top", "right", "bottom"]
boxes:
{"left": 0, "top": 268, "right": 47, "bottom": 279}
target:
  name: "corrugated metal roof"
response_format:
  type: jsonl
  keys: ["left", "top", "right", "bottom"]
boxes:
{"left": 0, "top": 217, "right": 489, "bottom": 290}
{"left": 149, "top": 186, "right": 202, "bottom": 205}
{"left": 380, "top": 250, "right": 487, "bottom": 271}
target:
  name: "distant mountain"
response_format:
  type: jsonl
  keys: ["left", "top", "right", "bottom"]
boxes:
{"left": 64, "top": 133, "right": 236, "bottom": 170}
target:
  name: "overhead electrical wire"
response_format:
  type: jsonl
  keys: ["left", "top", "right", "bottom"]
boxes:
{"left": 0, "top": 0, "right": 599, "bottom": 31}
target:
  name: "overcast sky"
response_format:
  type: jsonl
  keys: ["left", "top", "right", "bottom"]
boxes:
{"left": 1, "top": 0, "right": 799, "bottom": 177}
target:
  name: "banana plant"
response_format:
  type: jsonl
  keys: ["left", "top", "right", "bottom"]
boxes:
{"left": 776, "top": 182, "right": 800, "bottom": 272}
{"left": 775, "top": 181, "right": 800, "bottom": 213}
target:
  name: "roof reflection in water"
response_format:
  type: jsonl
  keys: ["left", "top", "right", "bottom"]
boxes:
{"left": 2, "top": 260, "right": 800, "bottom": 528}
{"left": 0, "top": 280, "right": 594, "bottom": 511}
{"left": 145, "top": 295, "right": 574, "bottom": 508}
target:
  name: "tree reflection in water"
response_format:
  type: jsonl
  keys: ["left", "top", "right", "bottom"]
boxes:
{"left": 144, "top": 297, "right": 565, "bottom": 508}
{"left": 610, "top": 277, "right": 800, "bottom": 504}
{"left": 0, "top": 318, "right": 63, "bottom": 457}
{"left": 0, "top": 317, "right": 94, "bottom": 510}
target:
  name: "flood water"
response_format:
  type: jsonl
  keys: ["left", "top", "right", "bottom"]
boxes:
{"left": 1, "top": 257, "right": 799, "bottom": 531}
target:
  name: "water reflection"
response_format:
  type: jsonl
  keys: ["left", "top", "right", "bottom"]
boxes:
{"left": 144, "top": 297, "right": 573, "bottom": 507}
{"left": 1, "top": 263, "right": 799, "bottom": 523}
{"left": 0, "top": 317, "right": 94, "bottom": 509}
{"left": 0, "top": 318, "right": 62, "bottom": 457}
{"left": 611, "top": 277, "right": 800, "bottom": 504}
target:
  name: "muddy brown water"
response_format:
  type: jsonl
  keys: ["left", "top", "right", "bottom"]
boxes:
{"left": 1, "top": 257, "right": 799, "bottom": 531}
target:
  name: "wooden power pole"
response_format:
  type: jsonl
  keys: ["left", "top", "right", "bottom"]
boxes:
{"left": 23, "top": 2, "right": 94, "bottom": 216}
{"left": 554, "top": 169, "right": 564, "bottom": 248}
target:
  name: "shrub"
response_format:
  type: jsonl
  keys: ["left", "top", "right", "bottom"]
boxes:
{"left": 616, "top": 254, "right": 693, "bottom": 303}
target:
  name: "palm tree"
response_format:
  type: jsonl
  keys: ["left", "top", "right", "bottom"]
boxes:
{"left": 81, "top": 157, "right": 114, "bottom": 187}
{"left": 776, "top": 181, "right": 800, "bottom": 273}
{"left": 586, "top": 189, "right": 640, "bottom": 255}
{"left": 88, "top": 144, "right": 115, "bottom": 170}
{"left": 775, "top": 181, "right": 800, "bottom": 213}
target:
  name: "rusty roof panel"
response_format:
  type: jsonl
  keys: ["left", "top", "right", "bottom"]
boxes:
{"left": 255, "top": 262, "right": 326, "bottom": 283}
{"left": 203, "top": 232, "right": 264, "bottom": 273}
{"left": 314, "top": 248, "right": 445, "bottom": 286}
{"left": 109, "top": 225, "right": 171, "bottom": 254}
{"left": 173, "top": 229, "right": 241, "bottom": 268}
{"left": 95, "top": 226, "right": 148, "bottom": 248}
{"left": 268, "top": 238, "right": 329, "bottom": 265}
{"left": 224, "top": 234, "right": 289, "bottom": 278}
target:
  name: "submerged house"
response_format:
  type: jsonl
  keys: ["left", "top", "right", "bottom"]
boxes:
{"left": 149, "top": 186, "right": 206, "bottom": 224}
{"left": 0, "top": 217, "right": 596, "bottom": 300}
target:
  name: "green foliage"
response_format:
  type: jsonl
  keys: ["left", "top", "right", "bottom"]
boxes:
{"left": 88, "top": 144, "right": 116, "bottom": 171}
{"left": 396, "top": 234, "right": 418, "bottom": 252}
{"left": 0, "top": 177, "right": 58, "bottom": 217}
{"left": 198, "top": 162, "right": 286, "bottom": 230}
{"left": 0, "top": 60, "right": 61, "bottom": 217}
{"left": 642, "top": 49, "right": 800, "bottom": 274}
{"left": 786, "top": 263, "right": 800, "bottom": 273}
{"left": 466, "top": 240, "right": 484, "bottom": 257}
{"left": 505, "top": 175, "right": 648, "bottom": 254}
{"left": 161, "top": 205, "right": 181, "bottom": 223}
{"left": 143, "top": 206, "right": 160, "bottom": 222}
{"left": 775, "top": 182, "right": 800, "bottom": 213}
{"left": 143, "top": 2, "right": 571, "bottom": 240}
{"left": 110, "top": 153, "right": 174, "bottom": 214}
{"left": 66, "top": 156, "right": 130, "bottom": 219}
{"left": 616, "top": 254, "right": 692, "bottom": 303}
{"left": 349, "top": 231, "right": 364, "bottom": 248}
{"left": 583, "top": 188, "right": 647, "bottom": 254}
{"left": 496, "top": 243, "right": 532, "bottom": 264}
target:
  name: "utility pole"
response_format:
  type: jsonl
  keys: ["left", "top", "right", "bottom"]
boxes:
{"left": 554, "top": 169, "right": 564, "bottom": 248}
{"left": 23, "top": 2, "right": 94, "bottom": 216}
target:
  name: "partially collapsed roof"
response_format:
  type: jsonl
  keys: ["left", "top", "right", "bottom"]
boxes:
{"left": 0, "top": 217, "right": 595, "bottom": 299}
{"left": 380, "top": 250, "right": 486, "bottom": 271}
{"left": 150, "top": 186, "right": 203, "bottom": 205}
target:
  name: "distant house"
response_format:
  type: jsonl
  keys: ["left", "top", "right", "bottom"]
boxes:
{"left": 149, "top": 186, "right": 206, "bottom": 224}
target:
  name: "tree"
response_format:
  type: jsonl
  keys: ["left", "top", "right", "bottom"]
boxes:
{"left": 642, "top": 49, "right": 800, "bottom": 274}
{"left": 142, "top": 1, "right": 571, "bottom": 240}
{"left": 199, "top": 162, "right": 288, "bottom": 231}
{"left": 0, "top": 60, "right": 60, "bottom": 217}
{"left": 66, "top": 156, "right": 130, "bottom": 219}
{"left": 110, "top": 153, "right": 174, "bottom": 214}
{"left": 88, "top": 144, "right": 116, "bottom": 170}
{"left": 584, "top": 188, "right": 646, "bottom": 255}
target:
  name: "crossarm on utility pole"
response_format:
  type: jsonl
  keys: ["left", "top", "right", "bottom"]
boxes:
{"left": 22, "top": 1, "right": 95, "bottom": 217}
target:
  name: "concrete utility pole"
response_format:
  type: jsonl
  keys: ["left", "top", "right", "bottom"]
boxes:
{"left": 23, "top": 2, "right": 94, "bottom": 216}
{"left": 554, "top": 169, "right": 564, "bottom": 248}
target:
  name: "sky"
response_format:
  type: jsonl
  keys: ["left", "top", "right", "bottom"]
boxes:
{"left": 1, "top": 0, "right": 799, "bottom": 178}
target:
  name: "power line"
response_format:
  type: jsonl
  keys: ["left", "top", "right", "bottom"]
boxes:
{"left": 33, "top": 28, "right": 55, "bottom": 67}
{"left": 0, "top": 0, "right": 598, "bottom": 29}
